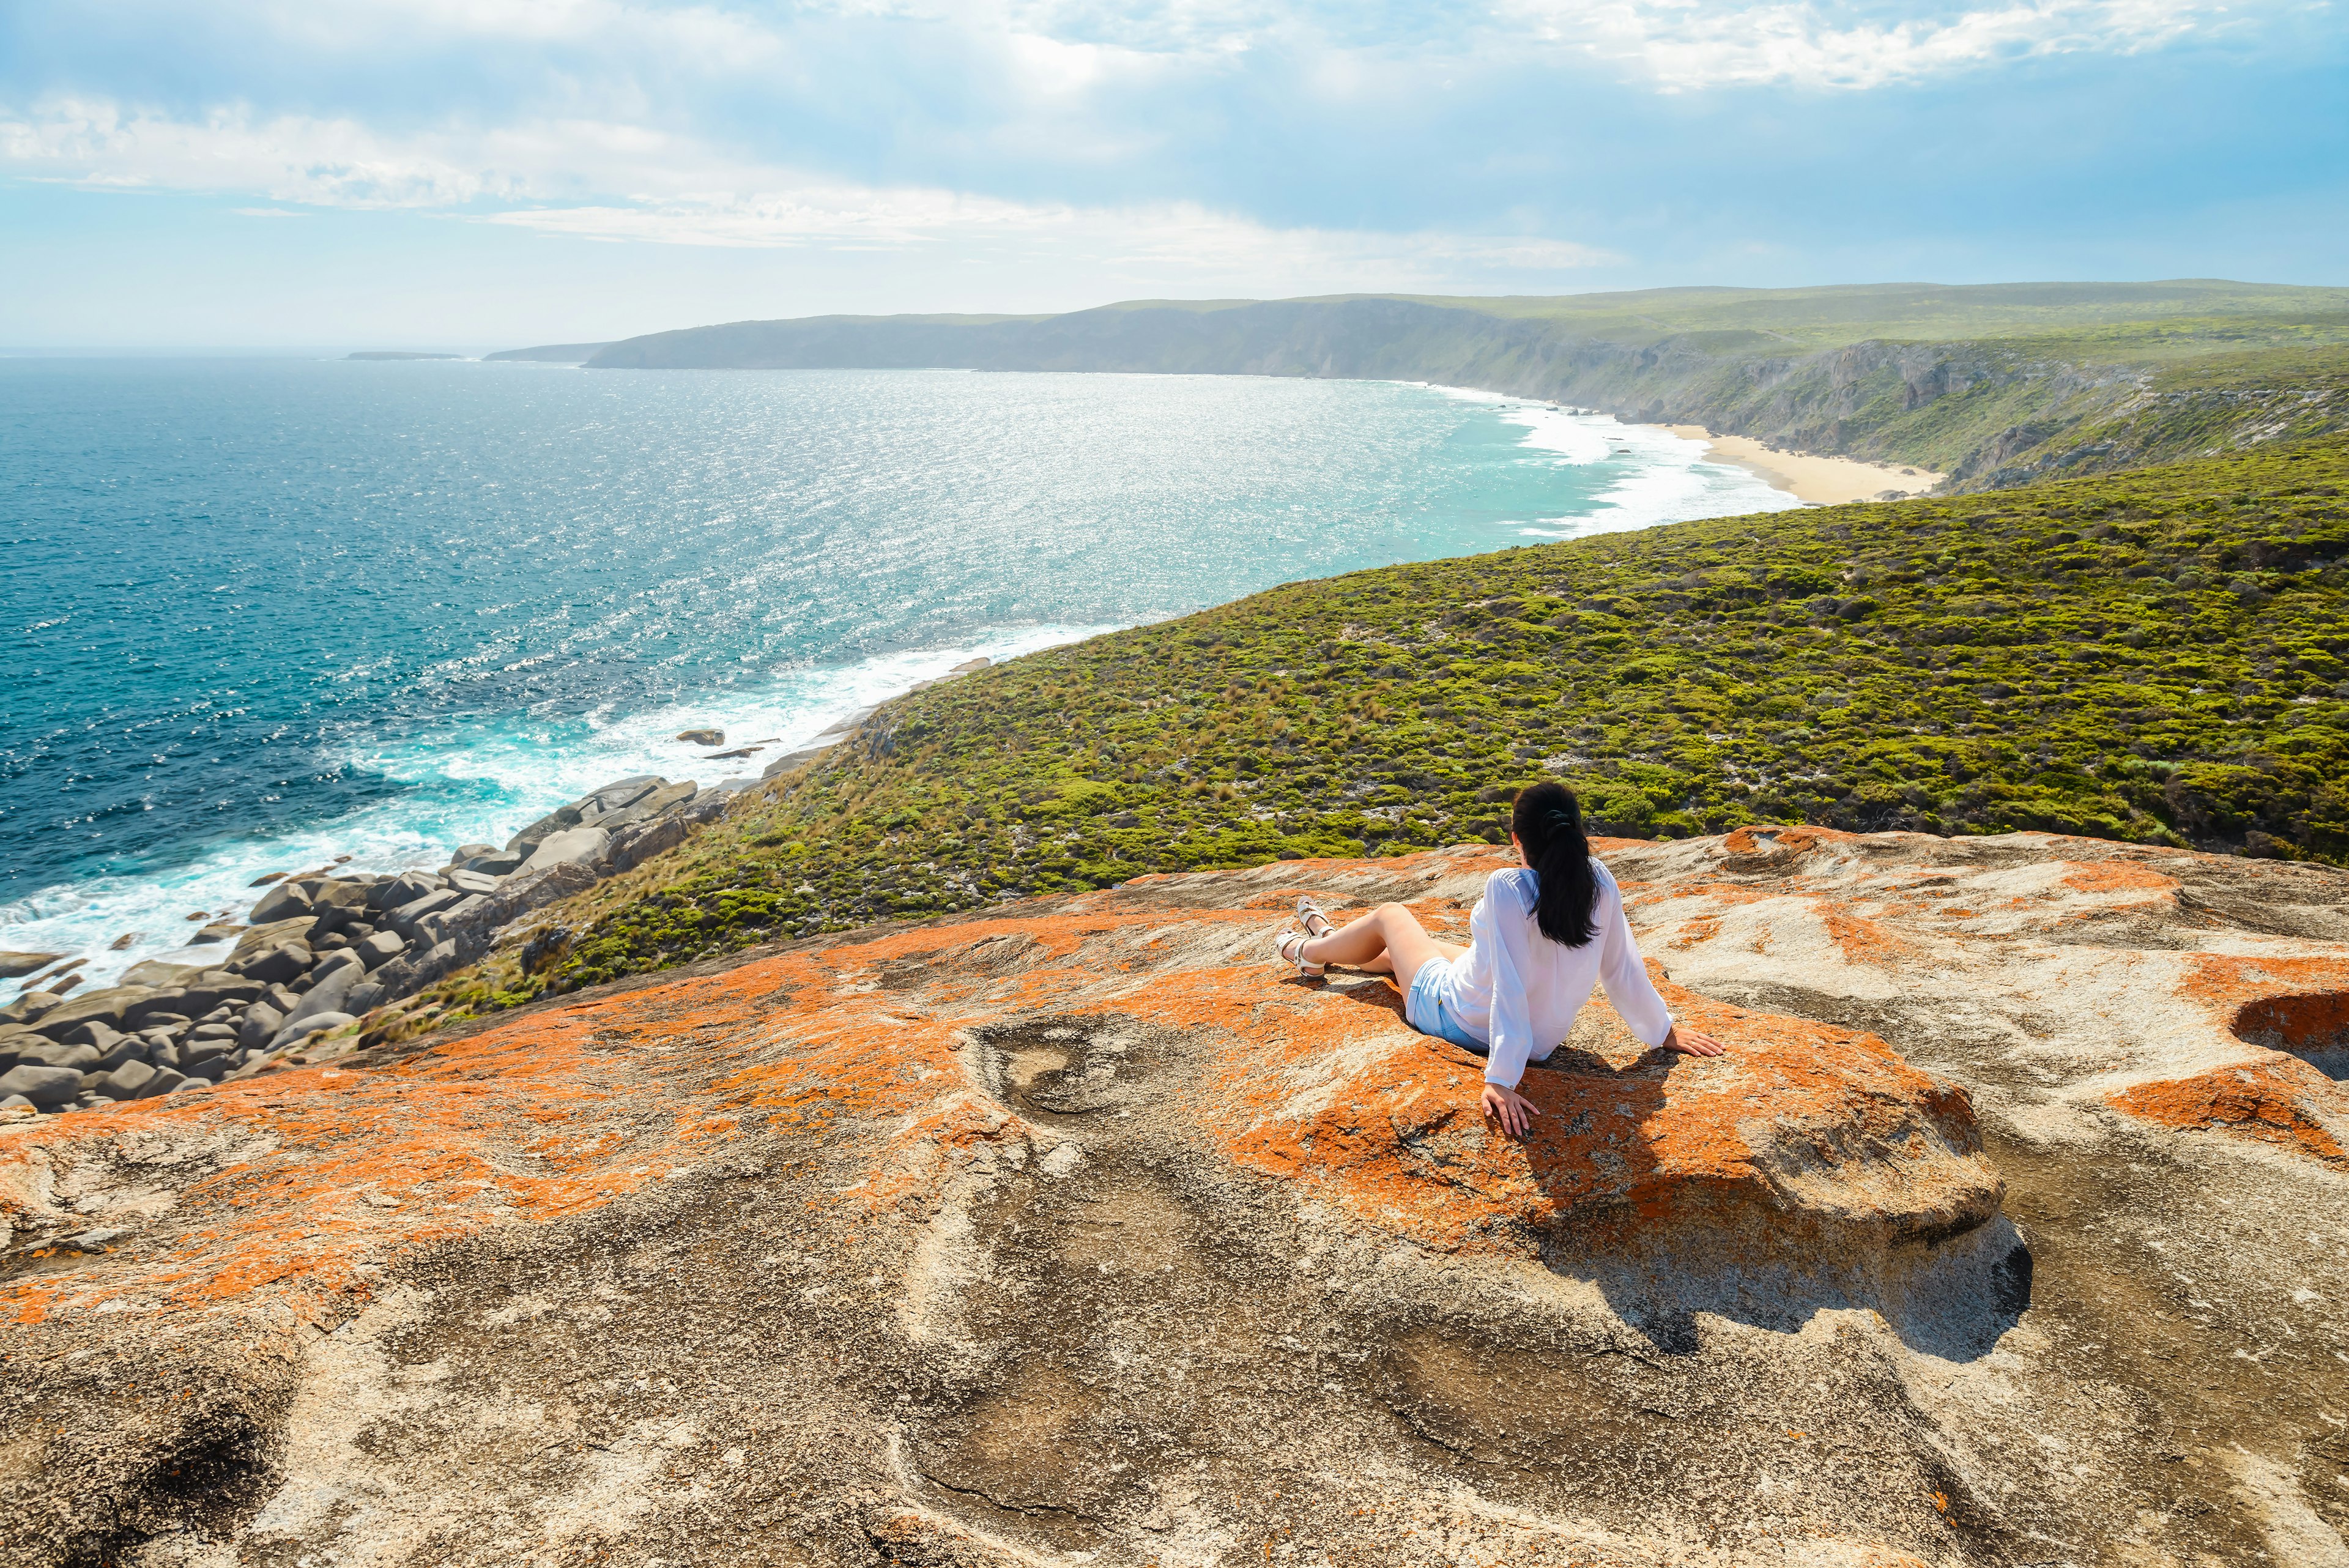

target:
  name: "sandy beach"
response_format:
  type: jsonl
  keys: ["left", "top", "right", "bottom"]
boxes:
{"left": 1661, "top": 425, "right": 1944, "bottom": 505}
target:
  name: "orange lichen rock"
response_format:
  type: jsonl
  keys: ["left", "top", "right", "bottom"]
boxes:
{"left": 2110, "top": 1058, "right": 2349, "bottom": 1168}
{"left": 0, "top": 845, "right": 1997, "bottom": 1330}
{"left": 1206, "top": 982, "right": 1995, "bottom": 1258}
{"left": 17, "top": 830, "right": 2335, "bottom": 1567}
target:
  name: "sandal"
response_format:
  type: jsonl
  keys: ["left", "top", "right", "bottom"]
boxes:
{"left": 1275, "top": 930, "right": 1325, "bottom": 977}
{"left": 1295, "top": 896, "right": 1335, "bottom": 939}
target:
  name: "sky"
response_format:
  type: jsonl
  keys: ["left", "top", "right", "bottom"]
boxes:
{"left": 2, "top": 0, "right": 2344, "bottom": 347}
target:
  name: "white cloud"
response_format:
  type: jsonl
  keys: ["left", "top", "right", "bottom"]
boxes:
{"left": 1503, "top": 0, "right": 2255, "bottom": 90}
{"left": 0, "top": 97, "right": 1614, "bottom": 291}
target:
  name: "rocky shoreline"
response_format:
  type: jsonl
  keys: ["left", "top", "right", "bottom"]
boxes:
{"left": 0, "top": 773, "right": 750, "bottom": 1117}
{"left": 0, "top": 656, "right": 1000, "bottom": 1118}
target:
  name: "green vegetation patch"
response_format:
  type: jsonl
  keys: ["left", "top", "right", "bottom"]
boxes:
{"left": 539, "top": 437, "right": 2349, "bottom": 995}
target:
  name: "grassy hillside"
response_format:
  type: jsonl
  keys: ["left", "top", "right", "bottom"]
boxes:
{"left": 484, "top": 436, "right": 2349, "bottom": 1001}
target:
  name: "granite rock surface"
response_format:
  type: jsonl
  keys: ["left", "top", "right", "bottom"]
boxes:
{"left": 2, "top": 831, "right": 2347, "bottom": 1565}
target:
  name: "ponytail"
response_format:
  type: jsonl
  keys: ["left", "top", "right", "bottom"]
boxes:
{"left": 1510, "top": 782, "right": 1598, "bottom": 948}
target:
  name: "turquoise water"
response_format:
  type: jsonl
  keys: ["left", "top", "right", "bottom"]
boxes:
{"left": 0, "top": 359, "right": 1794, "bottom": 989}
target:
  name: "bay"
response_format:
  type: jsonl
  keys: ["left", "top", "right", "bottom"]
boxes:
{"left": 0, "top": 359, "right": 1792, "bottom": 988}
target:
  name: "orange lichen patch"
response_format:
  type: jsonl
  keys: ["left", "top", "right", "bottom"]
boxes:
{"left": 1199, "top": 975, "right": 1999, "bottom": 1258}
{"left": 2179, "top": 953, "right": 2349, "bottom": 1017}
{"left": 1819, "top": 908, "right": 1918, "bottom": 965}
{"left": 1668, "top": 915, "right": 1724, "bottom": 951}
{"left": 2061, "top": 862, "right": 2180, "bottom": 896}
{"left": 2110, "top": 1058, "right": 2349, "bottom": 1169}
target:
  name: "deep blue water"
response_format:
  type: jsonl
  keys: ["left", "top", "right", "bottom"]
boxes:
{"left": 0, "top": 359, "right": 1792, "bottom": 987}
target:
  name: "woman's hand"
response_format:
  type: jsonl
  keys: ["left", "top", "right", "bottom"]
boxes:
{"left": 1480, "top": 1082, "right": 1540, "bottom": 1137}
{"left": 1661, "top": 1025, "right": 1725, "bottom": 1057}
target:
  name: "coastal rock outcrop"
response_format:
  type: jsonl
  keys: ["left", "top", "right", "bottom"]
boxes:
{"left": 19, "top": 830, "right": 2347, "bottom": 1563}
{"left": 0, "top": 775, "right": 751, "bottom": 1119}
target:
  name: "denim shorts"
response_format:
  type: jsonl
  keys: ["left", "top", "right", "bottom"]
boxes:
{"left": 1405, "top": 958, "right": 1486, "bottom": 1053}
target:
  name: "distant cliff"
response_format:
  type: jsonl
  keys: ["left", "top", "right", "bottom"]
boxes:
{"left": 549, "top": 283, "right": 2349, "bottom": 491}
{"left": 481, "top": 342, "right": 611, "bottom": 363}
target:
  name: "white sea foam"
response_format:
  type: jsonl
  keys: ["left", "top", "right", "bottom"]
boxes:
{"left": 1420, "top": 383, "right": 1799, "bottom": 535}
{"left": 0, "top": 624, "right": 1107, "bottom": 997}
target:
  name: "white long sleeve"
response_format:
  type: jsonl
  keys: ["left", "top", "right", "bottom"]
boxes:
{"left": 1439, "top": 862, "right": 1675, "bottom": 1090}
{"left": 1595, "top": 894, "right": 1675, "bottom": 1053}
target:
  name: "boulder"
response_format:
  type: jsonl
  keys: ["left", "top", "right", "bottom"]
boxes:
{"left": 676, "top": 727, "right": 723, "bottom": 745}
{"left": 516, "top": 826, "right": 609, "bottom": 878}
{"left": 609, "top": 814, "right": 689, "bottom": 873}
{"left": 592, "top": 779, "right": 697, "bottom": 835}
{"left": 228, "top": 916, "right": 316, "bottom": 965}
{"left": 1, "top": 990, "right": 64, "bottom": 1026}
{"left": 123, "top": 978, "right": 262, "bottom": 1030}
{"left": 385, "top": 888, "right": 462, "bottom": 939}
{"left": 27, "top": 986, "right": 160, "bottom": 1041}
{"left": 354, "top": 931, "right": 406, "bottom": 970}
{"left": 117, "top": 959, "right": 202, "bottom": 990}
{"left": 247, "top": 880, "right": 314, "bottom": 925}
{"left": 443, "top": 868, "right": 500, "bottom": 896}
{"left": 268, "top": 1011, "right": 355, "bottom": 1052}
{"left": 371, "top": 871, "right": 443, "bottom": 913}
{"left": 20, "top": 1041, "right": 101, "bottom": 1071}
{"left": 414, "top": 895, "right": 494, "bottom": 950}
{"left": 456, "top": 850, "right": 524, "bottom": 877}
{"left": 0, "top": 1063, "right": 79, "bottom": 1107}
{"left": 237, "top": 1004, "right": 285, "bottom": 1052}
{"left": 583, "top": 775, "right": 663, "bottom": 815}
{"left": 191, "top": 921, "right": 242, "bottom": 945}
{"left": 0, "top": 951, "right": 64, "bottom": 979}
{"left": 231, "top": 942, "right": 313, "bottom": 986}
{"left": 98, "top": 1059, "right": 162, "bottom": 1101}
{"left": 445, "top": 844, "right": 500, "bottom": 867}
{"left": 275, "top": 953, "right": 366, "bottom": 1035}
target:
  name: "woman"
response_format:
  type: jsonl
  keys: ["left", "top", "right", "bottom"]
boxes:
{"left": 1275, "top": 782, "right": 1723, "bottom": 1136}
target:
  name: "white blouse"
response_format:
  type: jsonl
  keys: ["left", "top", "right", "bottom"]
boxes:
{"left": 1437, "top": 861, "right": 1675, "bottom": 1090}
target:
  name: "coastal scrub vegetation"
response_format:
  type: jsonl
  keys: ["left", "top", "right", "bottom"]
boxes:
{"left": 519, "top": 435, "right": 2349, "bottom": 995}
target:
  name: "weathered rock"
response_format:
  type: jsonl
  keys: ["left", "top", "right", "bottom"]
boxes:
{"left": 26, "top": 986, "right": 158, "bottom": 1041}
{"left": 229, "top": 942, "right": 311, "bottom": 986}
{"left": 590, "top": 779, "right": 696, "bottom": 835}
{"left": 236, "top": 1004, "right": 284, "bottom": 1052}
{"left": 516, "top": 825, "right": 609, "bottom": 877}
{"left": 0, "top": 1063, "right": 79, "bottom": 1107}
{"left": 384, "top": 888, "right": 462, "bottom": 939}
{"left": 26, "top": 833, "right": 2349, "bottom": 1561}
{"left": 1, "top": 990, "right": 64, "bottom": 1026}
{"left": 246, "top": 880, "right": 313, "bottom": 925}
{"left": 371, "top": 871, "right": 442, "bottom": 912}
{"left": 269, "top": 1013, "right": 354, "bottom": 1051}
{"left": 352, "top": 931, "right": 405, "bottom": 970}
{"left": 97, "top": 1059, "right": 162, "bottom": 1101}
{"left": 607, "top": 813, "right": 688, "bottom": 873}
{"left": 675, "top": 727, "right": 723, "bottom": 745}
{"left": 442, "top": 868, "right": 500, "bottom": 896}
{"left": 122, "top": 978, "right": 262, "bottom": 1030}
{"left": 456, "top": 850, "right": 524, "bottom": 877}
{"left": 191, "top": 921, "right": 243, "bottom": 945}
{"left": 273, "top": 954, "right": 365, "bottom": 1039}
{"left": 0, "top": 951, "right": 63, "bottom": 980}
{"left": 445, "top": 843, "right": 499, "bottom": 866}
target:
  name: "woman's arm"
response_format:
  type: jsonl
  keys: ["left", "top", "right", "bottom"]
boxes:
{"left": 1598, "top": 883, "right": 1723, "bottom": 1058}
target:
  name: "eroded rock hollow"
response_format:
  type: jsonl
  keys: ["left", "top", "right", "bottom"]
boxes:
{"left": 7, "top": 831, "right": 2349, "bottom": 1565}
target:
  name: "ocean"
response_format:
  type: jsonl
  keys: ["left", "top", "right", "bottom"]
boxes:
{"left": 0, "top": 358, "right": 1795, "bottom": 992}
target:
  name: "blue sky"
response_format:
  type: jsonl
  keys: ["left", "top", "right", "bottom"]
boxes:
{"left": 2, "top": 0, "right": 2343, "bottom": 346}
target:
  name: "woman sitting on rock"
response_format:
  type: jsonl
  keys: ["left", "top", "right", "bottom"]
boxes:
{"left": 1275, "top": 781, "right": 1722, "bottom": 1135}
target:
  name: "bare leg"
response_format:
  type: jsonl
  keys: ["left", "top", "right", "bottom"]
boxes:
{"left": 1301, "top": 903, "right": 1464, "bottom": 983}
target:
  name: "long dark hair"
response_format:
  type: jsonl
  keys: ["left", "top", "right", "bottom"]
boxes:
{"left": 1511, "top": 782, "right": 1598, "bottom": 948}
